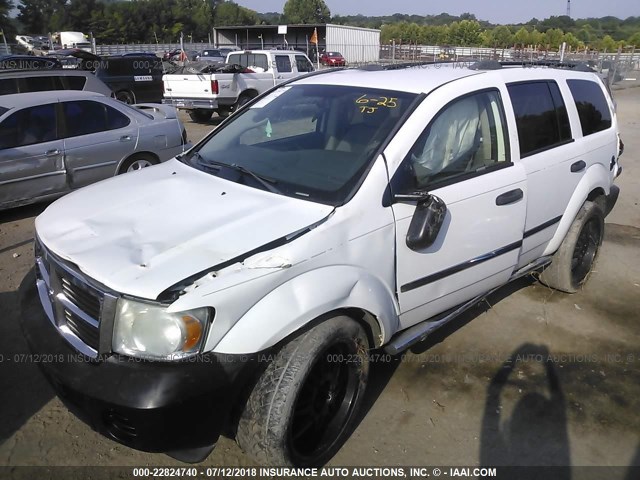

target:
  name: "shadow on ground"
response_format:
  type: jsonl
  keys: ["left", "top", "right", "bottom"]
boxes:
{"left": 480, "top": 343, "right": 570, "bottom": 478}
{"left": 0, "top": 288, "right": 54, "bottom": 445}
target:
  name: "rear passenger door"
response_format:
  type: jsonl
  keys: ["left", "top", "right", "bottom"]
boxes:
{"left": 0, "top": 103, "right": 67, "bottom": 206}
{"left": 61, "top": 99, "right": 138, "bottom": 189}
{"left": 565, "top": 78, "right": 618, "bottom": 182}
{"left": 274, "top": 54, "right": 296, "bottom": 83}
{"left": 505, "top": 81, "right": 581, "bottom": 267}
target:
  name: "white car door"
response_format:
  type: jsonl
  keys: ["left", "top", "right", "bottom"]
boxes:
{"left": 388, "top": 87, "right": 527, "bottom": 328}
{"left": 504, "top": 80, "right": 582, "bottom": 267}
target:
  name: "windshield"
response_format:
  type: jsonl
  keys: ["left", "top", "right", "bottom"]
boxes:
{"left": 185, "top": 84, "right": 417, "bottom": 205}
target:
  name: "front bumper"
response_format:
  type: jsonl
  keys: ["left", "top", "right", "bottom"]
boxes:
{"left": 19, "top": 268, "right": 259, "bottom": 454}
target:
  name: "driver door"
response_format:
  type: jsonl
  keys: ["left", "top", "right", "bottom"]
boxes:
{"left": 390, "top": 88, "right": 527, "bottom": 328}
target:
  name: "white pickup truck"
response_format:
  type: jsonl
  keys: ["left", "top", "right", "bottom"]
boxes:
{"left": 162, "top": 50, "right": 315, "bottom": 122}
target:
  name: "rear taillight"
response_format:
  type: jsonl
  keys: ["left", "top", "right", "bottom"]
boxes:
{"left": 211, "top": 80, "right": 219, "bottom": 95}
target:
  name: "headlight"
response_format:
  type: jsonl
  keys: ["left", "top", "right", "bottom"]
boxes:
{"left": 113, "top": 298, "right": 210, "bottom": 360}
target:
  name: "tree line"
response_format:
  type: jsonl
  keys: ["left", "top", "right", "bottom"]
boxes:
{"left": 1, "top": 0, "right": 639, "bottom": 49}
{"left": 374, "top": 17, "right": 640, "bottom": 50}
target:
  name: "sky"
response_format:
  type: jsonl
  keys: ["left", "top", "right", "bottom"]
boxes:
{"left": 234, "top": 0, "right": 639, "bottom": 24}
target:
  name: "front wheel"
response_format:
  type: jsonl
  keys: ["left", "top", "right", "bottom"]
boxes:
{"left": 236, "top": 315, "right": 369, "bottom": 466}
{"left": 539, "top": 200, "right": 605, "bottom": 293}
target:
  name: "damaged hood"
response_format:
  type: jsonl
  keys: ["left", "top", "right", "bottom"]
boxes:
{"left": 36, "top": 159, "right": 333, "bottom": 300}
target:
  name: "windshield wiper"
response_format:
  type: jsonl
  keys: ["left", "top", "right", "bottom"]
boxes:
{"left": 193, "top": 152, "right": 282, "bottom": 195}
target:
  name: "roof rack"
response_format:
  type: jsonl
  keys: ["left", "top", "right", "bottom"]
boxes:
{"left": 469, "top": 60, "right": 596, "bottom": 72}
{"left": 359, "top": 61, "right": 449, "bottom": 71}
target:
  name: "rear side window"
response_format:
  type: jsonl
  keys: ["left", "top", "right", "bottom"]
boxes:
{"left": 567, "top": 79, "right": 612, "bottom": 136}
{"left": 275, "top": 55, "right": 292, "bottom": 73}
{"left": 63, "top": 100, "right": 130, "bottom": 137}
{"left": 0, "top": 78, "right": 18, "bottom": 95}
{"left": 228, "top": 54, "right": 269, "bottom": 71}
{"left": 63, "top": 76, "right": 87, "bottom": 90}
{"left": 507, "top": 81, "right": 572, "bottom": 157}
{"left": 0, "top": 104, "right": 57, "bottom": 149}
{"left": 295, "top": 55, "right": 314, "bottom": 73}
{"left": 18, "top": 76, "right": 64, "bottom": 93}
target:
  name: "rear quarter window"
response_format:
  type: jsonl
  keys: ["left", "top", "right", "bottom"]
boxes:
{"left": 566, "top": 79, "right": 612, "bottom": 136}
{"left": 63, "top": 76, "right": 87, "bottom": 90}
{"left": 507, "top": 81, "right": 572, "bottom": 157}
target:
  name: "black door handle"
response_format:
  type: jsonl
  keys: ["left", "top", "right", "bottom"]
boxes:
{"left": 571, "top": 160, "right": 586, "bottom": 173}
{"left": 496, "top": 188, "right": 524, "bottom": 206}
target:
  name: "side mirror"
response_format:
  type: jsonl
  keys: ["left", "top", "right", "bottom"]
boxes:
{"left": 399, "top": 193, "right": 447, "bottom": 251}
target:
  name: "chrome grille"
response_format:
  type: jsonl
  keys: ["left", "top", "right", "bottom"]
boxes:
{"left": 60, "top": 275, "right": 101, "bottom": 320}
{"left": 35, "top": 238, "right": 117, "bottom": 358}
{"left": 64, "top": 308, "right": 100, "bottom": 350}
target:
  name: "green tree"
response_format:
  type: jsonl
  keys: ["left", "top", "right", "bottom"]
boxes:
{"left": 628, "top": 32, "right": 640, "bottom": 46}
{"left": 283, "top": 0, "right": 330, "bottom": 24}
{"left": 529, "top": 28, "right": 544, "bottom": 47}
{"left": 0, "top": 0, "right": 16, "bottom": 38}
{"left": 514, "top": 27, "right": 531, "bottom": 46}
{"left": 215, "top": 1, "right": 259, "bottom": 26}
{"left": 596, "top": 34, "right": 619, "bottom": 51}
{"left": 562, "top": 32, "right": 580, "bottom": 49}
{"left": 17, "top": 0, "right": 66, "bottom": 33}
{"left": 488, "top": 25, "right": 513, "bottom": 47}
{"left": 543, "top": 28, "right": 564, "bottom": 49}
{"left": 447, "top": 20, "right": 482, "bottom": 46}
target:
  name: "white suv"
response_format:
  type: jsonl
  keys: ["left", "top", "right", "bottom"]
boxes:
{"left": 21, "top": 62, "right": 622, "bottom": 466}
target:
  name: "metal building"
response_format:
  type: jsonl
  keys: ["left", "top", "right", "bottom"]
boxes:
{"left": 212, "top": 24, "right": 380, "bottom": 64}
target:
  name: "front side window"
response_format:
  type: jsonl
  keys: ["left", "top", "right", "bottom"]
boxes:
{"left": 63, "top": 100, "right": 130, "bottom": 137}
{"left": 395, "top": 90, "right": 510, "bottom": 191}
{"left": 507, "top": 81, "right": 572, "bottom": 157}
{"left": 0, "top": 103, "right": 57, "bottom": 149}
{"left": 187, "top": 84, "right": 416, "bottom": 205}
{"left": 295, "top": 55, "right": 314, "bottom": 73}
{"left": 567, "top": 79, "right": 612, "bottom": 136}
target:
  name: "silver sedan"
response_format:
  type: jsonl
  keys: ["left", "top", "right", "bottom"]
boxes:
{"left": 0, "top": 90, "right": 191, "bottom": 210}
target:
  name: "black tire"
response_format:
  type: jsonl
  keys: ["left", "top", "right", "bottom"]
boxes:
{"left": 119, "top": 153, "right": 159, "bottom": 174}
{"left": 217, "top": 107, "right": 232, "bottom": 118}
{"left": 232, "top": 93, "right": 255, "bottom": 114}
{"left": 188, "top": 109, "right": 213, "bottom": 123}
{"left": 236, "top": 315, "right": 369, "bottom": 467}
{"left": 115, "top": 90, "right": 135, "bottom": 104}
{"left": 539, "top": 200, "right": 605, "bottom": 293}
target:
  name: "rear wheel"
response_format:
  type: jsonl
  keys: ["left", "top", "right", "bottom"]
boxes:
{"left": 115, "top": 90, "right": 135, "bottom": 104}
{"left": 217, "top": 107, "right": 232, "bottom": 118}
{"left": 236, "top": 315, "right": 369, "bottom": 466}
{"left": 539, "top": 200, "right": 605, "bottom": 293}
{"left": 232, "top": 92, "right": 256, "bottom": 114}
{"left": 188, "top": 109, "right": 213, "bottom": 123}
{"left": 119, "top": 153, "right": 159, "bottom": 174}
